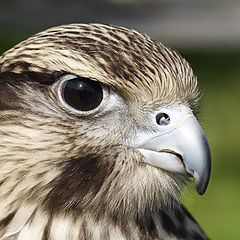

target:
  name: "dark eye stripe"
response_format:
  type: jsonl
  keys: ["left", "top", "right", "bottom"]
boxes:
{"left": 0, "top": 71, "right": 65, "bottom": 85}
{"left": 61, "top": 77, "right": 103, "bottom": 112}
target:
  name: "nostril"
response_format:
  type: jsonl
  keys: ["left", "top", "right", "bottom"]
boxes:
{"left": 156, "top": 113, "right": 170, "bottom": 126}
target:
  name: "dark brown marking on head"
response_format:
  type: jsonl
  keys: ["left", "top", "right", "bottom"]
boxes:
{"left": 44, "top": 154, "right": 115, "bottom": 215}
{"left": 0, "top": 71, "right": 65, "bottom": 86}
{"left": 0, "top": 211, "right": 16, "bottom": 229}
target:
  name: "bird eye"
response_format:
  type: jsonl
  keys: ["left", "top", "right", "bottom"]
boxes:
{"left": 60, "top": 76, "right": 103, "bottom": 112}
{"left": 156, "top": 113, "right": 170, "bottom": 126}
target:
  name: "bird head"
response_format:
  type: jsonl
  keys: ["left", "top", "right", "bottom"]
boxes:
{"left": 0, "top": 24, "right": 211, "bottom": 221}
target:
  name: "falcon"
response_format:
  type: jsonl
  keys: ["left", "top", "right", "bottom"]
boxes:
{"left": 0, "top": 24, "right": 211, "bottom": 240}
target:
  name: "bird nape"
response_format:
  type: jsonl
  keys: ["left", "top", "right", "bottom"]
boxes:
{"left": 0, "top": 24, "right": 211, "bottom": 240}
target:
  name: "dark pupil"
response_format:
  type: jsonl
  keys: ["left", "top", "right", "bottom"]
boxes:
{"left": 62, "top": 77, "right": 103, "bottom": 111}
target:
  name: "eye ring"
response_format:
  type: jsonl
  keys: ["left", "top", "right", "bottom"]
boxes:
{"left": 56, "top": 74, "right": 108, "bottom": 115}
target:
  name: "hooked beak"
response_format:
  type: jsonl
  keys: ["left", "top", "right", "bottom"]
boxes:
{"left": 122, "top": 104, "right": 211, "bottom": 195}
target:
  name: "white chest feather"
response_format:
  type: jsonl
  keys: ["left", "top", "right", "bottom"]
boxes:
{"left": 1, "top": 205, "right": 179, "bottom": 240}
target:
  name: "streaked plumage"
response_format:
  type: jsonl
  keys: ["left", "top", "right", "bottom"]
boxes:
{"left": 0, "top": 24, "right": 211, "bottom": 240}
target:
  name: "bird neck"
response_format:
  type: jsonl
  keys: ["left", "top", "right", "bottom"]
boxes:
{"left": 0, "top": 203, "right": 168, "bottom": 239}
{"left": 0, "top": 201, "right": 208, "bottom": 240}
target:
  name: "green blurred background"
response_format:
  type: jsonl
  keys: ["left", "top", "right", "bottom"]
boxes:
{"left": 1, "top": 0, "right": 240, "bottom": 239}
{"left": 182, "top": 50, "right": 240, "bottom": 240}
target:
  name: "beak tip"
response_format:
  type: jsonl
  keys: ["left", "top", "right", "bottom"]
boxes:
{"left": 193, "top": 169, "right": 211, "bottom": 195}
{"left": 184, "top": 139, "right": 211, "bottom": 195}
{"left": 196, "top": 183, "right": 207, "bottom": 195}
